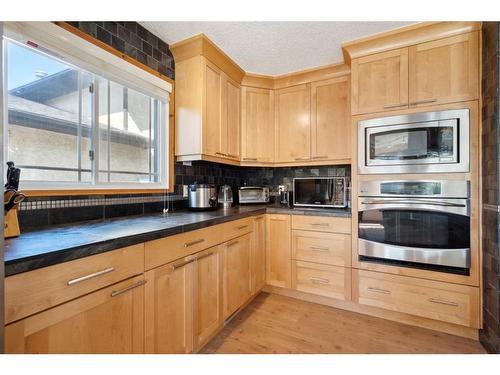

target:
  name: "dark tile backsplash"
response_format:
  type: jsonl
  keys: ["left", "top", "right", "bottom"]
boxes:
{"left": 64, "top": 21, "right": 175, "bottom": 80}
{"left": 18, "top": 161, "right": 350, "bottom": 231}
{"left": 480, "top": 22, "right": 500, "bottom": 354}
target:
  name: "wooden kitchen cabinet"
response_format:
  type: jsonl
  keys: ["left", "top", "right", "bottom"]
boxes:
{"left": 224, "top": 75, "right": 241, "bottom": 160}
{"left": 266, "top": 214, "right": 292, "bottom": 288}
{"left": 193, "top": 247, "right": 224, "bottom": 350}
{"left": 204, "top": 60, "right": 223, "bottom": 158}
{"left": 251, "top": 215, "right": 266, "bottom": 294}
{"left": 351, "top": 48, "right": 409, "bottom": 115}
{"left": 408, "top": 32, "right": 479, "bottom": 107}
{"left": 310, "top": 76, "right": 350, "bottom": 161}
{"left": 145, "top": 255, "right": 195, "bottom": 354}
{"left": 241, "top": 86, "right": 275, "bottom": 163}
{"left": 275, "top": 84, "right": 311, "bottom": 162}
{"left": 5, "top": 276, "right": 145, "bottom": 354}
{"left": 223, "top": 233, "right": 252, "bottom": 318}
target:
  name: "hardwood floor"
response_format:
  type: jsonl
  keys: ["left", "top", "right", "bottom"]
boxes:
{"left": 201, "top": 292, "right": 486, "bottom": 354}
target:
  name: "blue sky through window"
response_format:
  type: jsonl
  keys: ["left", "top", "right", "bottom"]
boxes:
{"left": 8, "top": 41, "right": 68, "bottom": 90}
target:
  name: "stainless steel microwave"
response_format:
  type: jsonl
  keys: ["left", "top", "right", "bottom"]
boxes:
{"left": 293, "top": 177, "right": 347, "bottom": 208}
{"left": 358, "top": 109, "right": 470, "bottom": 174}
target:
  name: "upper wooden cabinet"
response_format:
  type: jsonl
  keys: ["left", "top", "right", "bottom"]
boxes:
{"left": 351, "top": 48, "right": 409, "bottom": 115}
{"left": 241, "top": 86, "right": 275, "bottom": 163}
{"left": 408, "top": 32, "right": 479, "bottom": 107}
{"left": 172, "top": 34, "right": 244, "bottom": 165}
{"left": 275, "top": 84, "right": 311, "bottom": 162}
{"left": 203, "top": 60, "right": 241, "bottom": 161}
{"left": 311, "top": 76, "right": 350, "bottom": 161}
{"left": 350, "top": 31, "right": 479, "bottom": 115}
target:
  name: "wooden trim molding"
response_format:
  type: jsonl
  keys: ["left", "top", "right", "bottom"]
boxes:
{"left": 241, "top": 62, "right": 351, "bottom": 90}
{"left": 342, "top": 21, "right": 482, "bottom": 64}
{"left": 170, "top": 33, "right": 245, "bottom": 83}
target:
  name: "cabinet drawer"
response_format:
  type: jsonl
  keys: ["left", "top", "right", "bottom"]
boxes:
{"left": 220, "top": 217, "right": 253, "bottom": 242}
{"left": 292, "top": 230, "right": 350, "bottom": 267}
{"left": 292, "top": 261, "right": 351, "bottom": 301}
{"left": 352, "top": 269, "right": 480, "bottom": 328}
{"left": 145, "top": 225, "right": 219, "bottom": 270}
{"left": 5, "top": 244, "right": 144, "bottom": 324}
{"left": 292, "top": 215, "right": 351, "bottom": 234}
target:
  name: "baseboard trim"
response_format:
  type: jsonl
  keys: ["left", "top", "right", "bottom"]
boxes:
{"left": 263, "top": 285, "right": 479, "bottom": 341}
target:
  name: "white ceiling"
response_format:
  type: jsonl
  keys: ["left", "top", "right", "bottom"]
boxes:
{"left": 140, "top": 22, "right": 415, "bottom": 76}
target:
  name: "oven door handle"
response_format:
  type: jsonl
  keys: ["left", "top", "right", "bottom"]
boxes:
{"left": 360, "top": 200, "right": 466, "bottom": 208}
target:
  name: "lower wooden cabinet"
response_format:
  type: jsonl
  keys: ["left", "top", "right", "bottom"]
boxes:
{"left": 266, "top": 214, "right": 292, "bottom": 288}
{"left": 145, "top": 255, "right": 195, "bottom": 354}
{"left": 292, "top": 261, "right": 351, "bottom": 301}
{"left": 352, "top": 269, "right": 481, "bottom": 328}
{"left": 223, "top": 233, "right": 252, "bottom": 319}
{"left": 193, "top": 247, "right": 224, "bottom": 350}
{"left": 145, "top": 246, "right": 224, "bottom": 353}
{"left": 5, "top": 275, "right": 145, "bottom": 354}
{"left": 251, "top": 215, "right": 266, "bottom": 294}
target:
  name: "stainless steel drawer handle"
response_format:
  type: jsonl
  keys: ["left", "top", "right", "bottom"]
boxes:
{"left": 311, "top": 223, "right": 329, "bottom": 227}
{"left": 111, "top": 280, "right": 146, "bottom": 297}
{"left": 227, "top": 240, "right": 239, "bottom": 247}
{"left": 310, "top": 277, "right": 330, "bottom": 285}
{"left": 383, "top": 103, "right": 407, "bottom": 109}
{"left": 254, "top": 216, "right": 265, "bottom": 221}
{"left": 428, "top": 298, "right": 459, "bottom": 307}
{"left": 309, "top": 246, "right": 329, "bottom": 252}
{"left": 227, "top": 154, "right": 238, "bottom": 158}
{"left": 196, "top": 252, "right": 214, "bottom": 261}
{"left": 215, "top": 152, "right": 228, "bottom": 157}
{"left": 236, "top": 225, "right": 249, "bottom": 230}
{"left": 243, "top": 157, "right": 258, "bottom": 161}
{"left": 171, "top": 257, "right": 196, "bottom": 271}
{"left": 410, "top": 99, "right": 437, "bottom": 106}
{"left": 367, "top": 286, "right": 391, "bottom": 295}
{"left": 184, "top": 239, "right": 205, "bottom": 247}
{"left": 294, "top": 157, "right": 310, "bottom": 161}
{"left": 67, "top": 267, "right": 115, "bottom": 286}
{"left": 311, "top": 156, "right": 328, "bottom": 160}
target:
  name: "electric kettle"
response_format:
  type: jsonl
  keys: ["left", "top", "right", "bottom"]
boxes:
{"left": 218, "top": 185, "right": 233, "bottom": 209}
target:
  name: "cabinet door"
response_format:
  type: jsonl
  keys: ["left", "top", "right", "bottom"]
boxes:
{"left": 251, "top": 215, "right": 266, "bottom": 294}
{"left": 275, "top": 84, "right": 311, "bottom": 162}
{"left": 351, "top": 48, "right": 409, "bottom": 115}
{"left": 193, "top": 246, "right": 223, "bottom": 351}
{"left": 145, "top": 256, "right": 194, "bottom": 354}
{"left": 224, "top": 75, "right": 241, "bottom": 160}
{"left": 5, "top": 276, "right": 145, "bottom": 354}
{"left": 241, "top": 87, "right": 275, "bottom": 162}
{"left": 204, "top": 60, "right": 223, "bottom": 157}
{"left": 409, "top": 32, "right": 479, "bottom": 107}
{"left": 266, "top": 214, "right": 291, "bottom": 288}
{"left": 223, "top": 233, "right": 252, "bottom": 318}
{"left": 311, "top": 76, "right": 350, "bottom": 161}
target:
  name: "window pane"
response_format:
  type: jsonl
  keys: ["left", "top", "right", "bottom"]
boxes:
{"left": 7, "top": 41, "right": 92, "bottom": 182}
{"left": 99, "top": 81, "right": 156, "bottom": 183}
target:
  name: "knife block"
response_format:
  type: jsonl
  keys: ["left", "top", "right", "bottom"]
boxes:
{"left": 4, "top": 208, "right": 20, "bottom": 238}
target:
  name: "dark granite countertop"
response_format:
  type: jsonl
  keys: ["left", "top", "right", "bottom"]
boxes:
{"left": 4, "top": 205, "right": 351, "bottom": 277}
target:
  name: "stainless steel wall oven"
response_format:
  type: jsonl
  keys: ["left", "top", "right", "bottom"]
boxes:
{"left": 358, "top": 109, "right": 470, "bottom": 174}
{"left": 358, "top": 180, "right": 470, "bottom": 274}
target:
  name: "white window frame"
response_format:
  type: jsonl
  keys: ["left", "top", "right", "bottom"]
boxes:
{"left": 2, "top": 22, "right": 172, "bottom": 191}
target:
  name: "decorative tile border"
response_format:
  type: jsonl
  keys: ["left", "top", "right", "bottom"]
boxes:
{"left": 20, "top": 194, "right": 185, "bottom": 211}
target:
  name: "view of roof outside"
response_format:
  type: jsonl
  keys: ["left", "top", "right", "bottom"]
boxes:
{"left": 6, "top": 40, "right": 161, "bottom": 185}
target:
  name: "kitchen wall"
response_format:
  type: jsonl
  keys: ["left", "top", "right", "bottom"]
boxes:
{"left": 19, "top": 161, "right": 350, "bottom": 230}
{"left": 480, "top": 21, "right": 500, "bottom": 354}
{"left": 65, "top": 22, "right": 175, "bottom": 79}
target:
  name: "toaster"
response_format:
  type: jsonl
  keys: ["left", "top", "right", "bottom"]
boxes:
{"left": 238, "top": 186, "right": 270, "bottom": 204}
